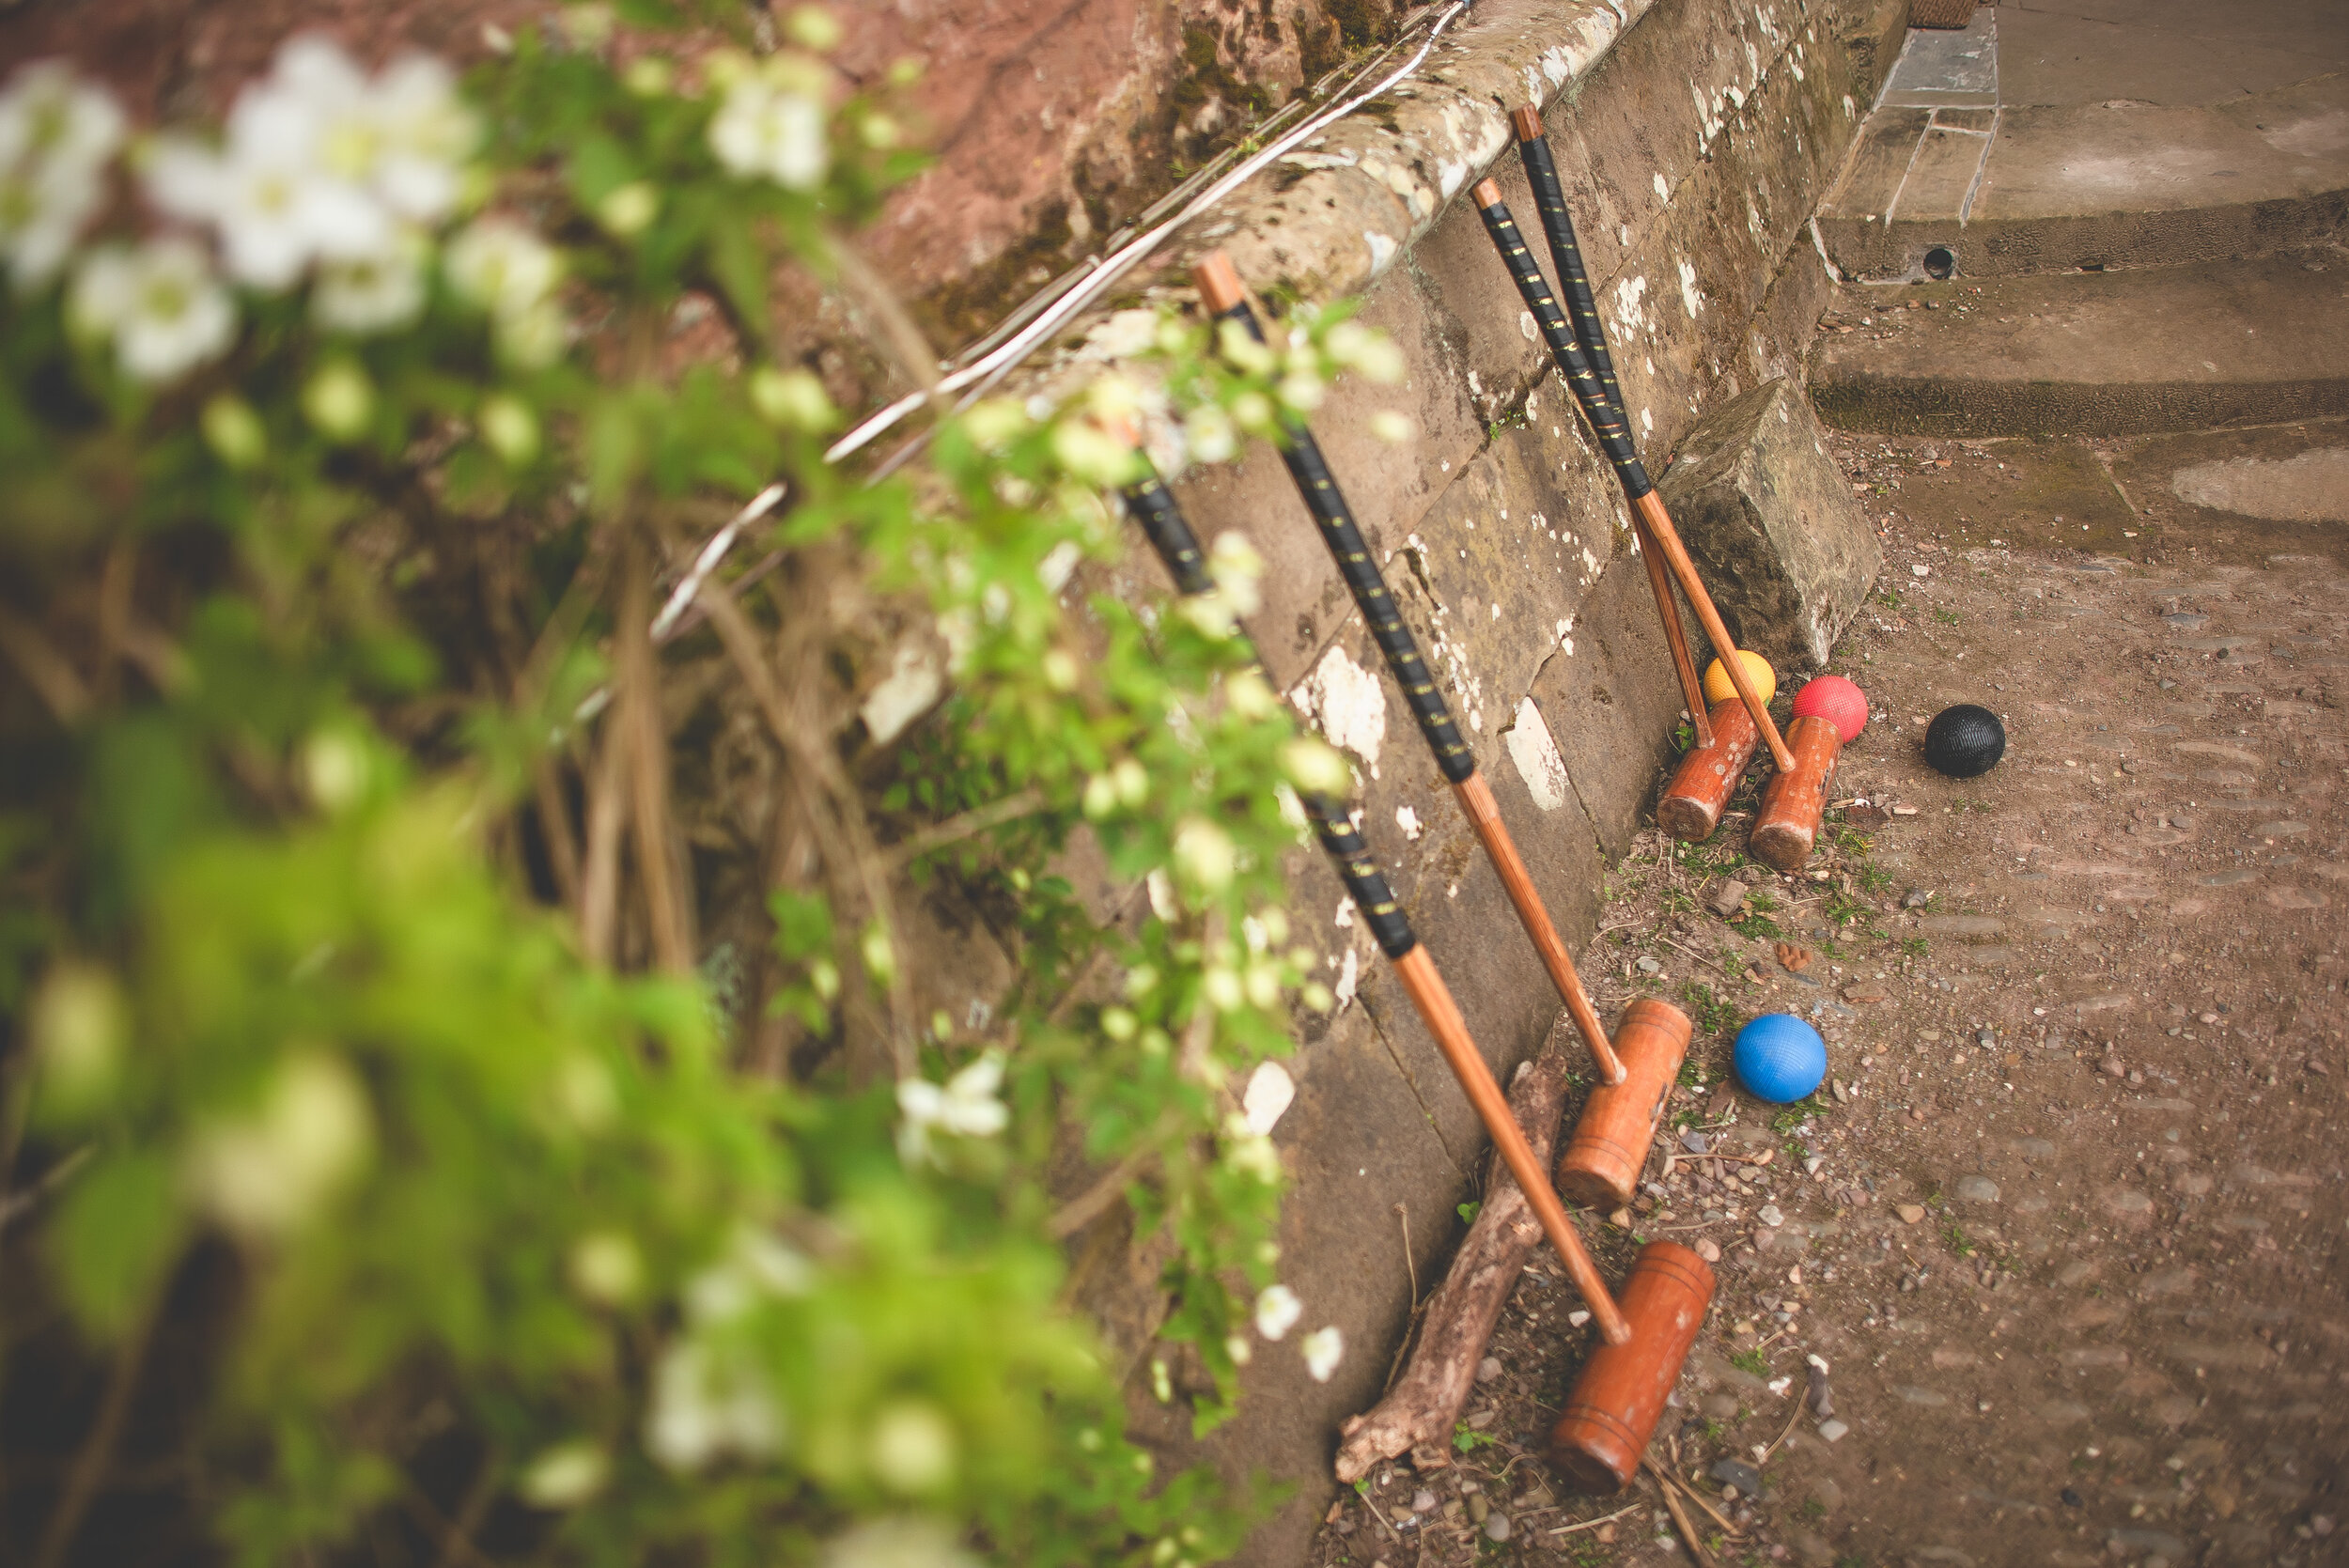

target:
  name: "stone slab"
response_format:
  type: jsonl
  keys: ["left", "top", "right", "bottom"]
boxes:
{"left": 1819, "top": 74, "right": 2349, "bottom": 280}
{"left": 1879, "top": 10, "right": 2000, "bottom": 108}
{"left": 1998, "top": 0, "right": 2349, "bottom": 107}
{"left": 1657, "top": 377, "right": 1883, "bottom": 670}
{"left": 1809, "top": 253, "right": 2349, "bottom": 435}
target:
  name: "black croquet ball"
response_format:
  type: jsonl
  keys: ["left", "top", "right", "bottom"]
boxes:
{"left": 1924, "top": 704, "right": 2005, "bottom": 778}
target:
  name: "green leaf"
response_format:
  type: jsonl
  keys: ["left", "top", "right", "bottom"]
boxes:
{"left": 50, "top": 1149, "right": 181, "bottom": 1337}
{"left": 706, "top": 213, "right": 773, "bottom": 346}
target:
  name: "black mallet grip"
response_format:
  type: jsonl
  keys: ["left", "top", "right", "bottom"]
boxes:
{"left": 1512, "top": 107, "right": 1629, "bottom": 431}
{"left": 1120, "top": 475, "right": 1417, "bottom": 960}
{"left": 1202, "top": 306, "right": 1477, "bottom": 785}
{"left": 1470, "top": 180, "right": 1653, "bottom": 500}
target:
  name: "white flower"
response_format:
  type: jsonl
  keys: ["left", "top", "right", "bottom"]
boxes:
{"left": 1325, "top": 320, "right": 1406, "bottom": 383}
{"left": 1300, "top": 1325, "right": 1346, "bottom": 1382}
{"left": 359, "top": 53, "right": 478, "bottom": 223}
{"left": 69, "top": 239, "right": 237, "bottom": 382}
{"left": 519, "top": 1441, "right": 609, "bottom": 1508}
{"left": 183, "top": 1051, "right": 373, "bottom": 1237}
{"left": 312, "top": 230, "right": 427, "bottom": 334}
{"left": 0, "top": 62, "right": 124, "bottom": 289}
{"left": 29, "top": 963, "right": 126, "bottom": 1108}
{"left": 1280, "top": 737, "right": 1353, "bottom": 799}
{"left": 708, "top": 73, "right": 829, "bottom": 190}
{"left": 567, "top": 1231, "right": 643, "bottom": 1304}
{"left": 1253, "top": 1283, "right": 1302, "bottom": 1341}
{"left": 869, "top": 1402, "right": 957, "bottom": 1494}
{"left": 820, "top": 1518, "right": 983, "bottom": 1568}
{"left": 1223, "top": 1131, "right": 1282, "bottom": 1183}
{"left": 1206, "top": 531, "right": 1264, "bottom": 615}
{"left": 1183, "top": 402, "right": 1236, "bottom": 465}
{"left": 645, "top": 1337, "right": 785, "bottom": 1472}
{"left": 147, "top": 60, "right": 391, "bottom": 289}
{"left": 895, "top": 1050, "right": 1009, "bottom": 1165}
{"left": 684, "top": 1224, "right": 817, "bottom": 1325}
{"left": 443, "top": 215, "right": 560, "bottom": 318}
{"left": 0, "top": 61, "right": 126, "bottom": 175}
{"left": 1172, "top": 816, "right": 1236, "bottom": 895}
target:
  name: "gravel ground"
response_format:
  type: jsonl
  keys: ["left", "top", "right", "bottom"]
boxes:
{"left": 1306, "top": 423, "right": 2349, "bottom": 1568}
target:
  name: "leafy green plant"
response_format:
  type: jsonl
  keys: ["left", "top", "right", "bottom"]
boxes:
{"left": 1677, "top": 982, "right": 1735, "bottom": 1036}
{"left": 1728, "top": 889, "right": 1781, "bottom": 942}
{"left": 1729, "top": 1347, "right": 1768, "bottom": 1377}
{"left": 0, "top": 9, "right": 1418, "bottom": 1565}
{"left": 1453, "top": 1423, "right": 1499, "bottom": 1454}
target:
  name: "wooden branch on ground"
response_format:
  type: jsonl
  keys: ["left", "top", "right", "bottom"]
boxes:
{"left": 1334, "top": 1013, "right": 1578, "bottom": 1482}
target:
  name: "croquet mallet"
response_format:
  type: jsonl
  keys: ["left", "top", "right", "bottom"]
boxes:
{"left": 1748, "top": 675, "right": 1868, "bottom": 871}
{"left": 1501, "top": 112, "right": 1775, "bottom": 843}
{"left": 1472, "top": 123, "right": 1794, "bottom": 792}
{"left": 1192, "top": 254, "right": 1690, "bottom": 1204}
{"left": 1118, "top": 461, "right": 1714, "bottom": 1491}
{"left": 1192, "top": 253, "right": 1639, "bottom": 1088}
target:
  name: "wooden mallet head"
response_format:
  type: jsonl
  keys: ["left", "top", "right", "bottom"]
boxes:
{"left": 1750, "top": 677, "right": 1867, "bottom": 870}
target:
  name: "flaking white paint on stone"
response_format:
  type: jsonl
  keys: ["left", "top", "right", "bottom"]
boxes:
{"left": 861, "top": 644, "right": 944, "bottom": 746}
{"left": 1612, "top": 273, "right": 1648, "bottom": 339}
{"left": 1293, "top": 643, "right": 1390, "bottom": 777}
{"left": 1504, "top": 698, "right": 1572, "bottom": 812}
{"left": 1678, "top": 257, "right": 1706, "bottom": 318}
{"left": 1396, "top": 804, "right": 1423, "bottom": 840}
{"left": 1241, "top": 1061, "right": 1296, "bottom": 1135}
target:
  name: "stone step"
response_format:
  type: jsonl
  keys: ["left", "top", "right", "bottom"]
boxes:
{"left": 1806, "top": 251, "right": 2349, "bottom": 437}
{"left": 1818, "top": 74, "right": 2349, "bottom": 282}
{"left": 1817, "top": 1, "right": 2349, "bottom": 283}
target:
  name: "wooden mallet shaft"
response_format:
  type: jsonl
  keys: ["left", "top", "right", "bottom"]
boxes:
{"left": 1114, "top": 462, "right": 1632, "bottom": 1346}
{"left": 1193, "top": 249, "right": 1630, "bottom": 1089}
{"left": 1469, "top": 170, "right": 1794, "bottom": 774}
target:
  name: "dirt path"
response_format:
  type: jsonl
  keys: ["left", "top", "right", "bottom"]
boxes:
{"left": 1308, "top": 425, "right": 2349, "bottom": 1568}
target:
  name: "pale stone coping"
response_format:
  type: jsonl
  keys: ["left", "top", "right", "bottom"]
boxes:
{"left": 1031, "top": 0, "right": 1657, "bottom": 385}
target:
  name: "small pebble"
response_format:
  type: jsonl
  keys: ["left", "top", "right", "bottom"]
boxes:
{"left": 1637, "top": 955, "right": 1663, "bottom": 974}
{"left": 1467, "top": 1493, "right": 1489, "bottom": 1524}
{"left": 1476, "top": 1356, "right": 1503, "bottom": 1383}
{"left": 1483, "top": 1511, "right": 1513, "bottom": 1543}
{"left": 2102, "top": 1055, "right": 2126, "bottom": 1079}
{"left": 1817, "top": 1418, "right": 1848, "bottom": 1443}
{"left": 1711, "top": 1457, "right": 1765, "bottom": 1495}
{"left": 1897, "top": 1203, "right": 1926, "bottom": 1224}
{"left": 1695, "top": 1236, "right": 1722, "bottom": 1263}
{"left": 1411, "top": 1488, "right": 1437, "bottom": 1515}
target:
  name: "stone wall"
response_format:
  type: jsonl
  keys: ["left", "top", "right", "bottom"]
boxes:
{"left": 1059, "top": 0, "right": 1905, "bottom": 1558}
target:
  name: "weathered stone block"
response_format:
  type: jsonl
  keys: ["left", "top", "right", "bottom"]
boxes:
{"left": 1657, "top": 378, "right": 1882, "bottom": 673}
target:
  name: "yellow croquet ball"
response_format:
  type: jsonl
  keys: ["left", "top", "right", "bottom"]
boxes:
{"left": 1702, "top": 649, "right": 1777, "bottom": 707}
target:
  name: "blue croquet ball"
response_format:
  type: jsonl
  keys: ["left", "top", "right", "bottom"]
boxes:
{"left": 1734, "top": 1014, "right": 1828, "bottom": 1104}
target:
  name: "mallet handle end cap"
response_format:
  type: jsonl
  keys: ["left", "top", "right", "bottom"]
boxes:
{"left": 1192, "top": 251, "right": 1247, "bottom": 314}
{"left": 1511, "top": 104, "right": 1544, "bottom": 140}
{"left": 1471, "top": 177, "right": 1504, "bottom": 210}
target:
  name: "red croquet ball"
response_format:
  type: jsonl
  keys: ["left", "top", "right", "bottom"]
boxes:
{"left": 1792, "top": 675, "right": 1868, "bottom": 743}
